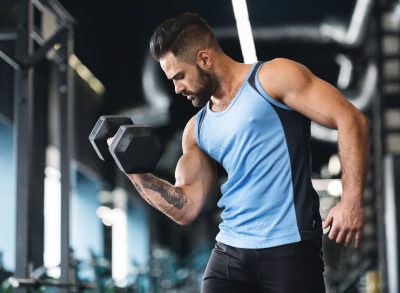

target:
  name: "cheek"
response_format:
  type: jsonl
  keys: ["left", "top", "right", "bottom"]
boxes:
{"left": 193, "top": 77, "right": 205, "bottom": 89}
{"left": 185, "top": 79, "right": 197, "bottom": 91}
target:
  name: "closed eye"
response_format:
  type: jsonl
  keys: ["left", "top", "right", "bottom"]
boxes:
{"left": 171, "top": 72, "right": 184, "bottom": 81}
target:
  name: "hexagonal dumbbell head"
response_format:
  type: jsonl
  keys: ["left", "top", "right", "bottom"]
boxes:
{"left": 89, "top": 115, "right": 134, "bottom": 161}
{"left": 109, "top": 125, "right": 162, "bottom": 173}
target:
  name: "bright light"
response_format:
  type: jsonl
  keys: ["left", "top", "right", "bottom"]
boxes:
{"left": 112, "top": 208, "right": 128, "bottom": 286}
{"left": 96, "top": 206, "right": 110, "bottom": 218}
{"left": 312, "top": 179, "right": 342, "bottom": 197}
{"left": 44, "top": 166, "right": 61, "bottom": 278}
{"left": 327, "top": 180, "right": 342, "bottom": 197}
{"left": 231, "top": 0, "right": 257, "bottom": 63}
{"left": 335, "top": 54, "right": 353, "bottom": 89}
{"left": 346, "top": 0, "right": 370, "bottom": 44}
{"left": 68, "top": 54, "right": 105, "bottom": 95}
{"left": 76, "top": 63, "right": 91, "bottom": 80}
{"left": 53, "top": 43, "right": 61, "bottom": 51}
{"left": 69, "top": 54, "right": 79, "bottom": 67}
{"left": 96, "top": 205, "right": 115, "bottom": 226}
{"left": 328, "top": 154, "right": 341, "bottom": 176}
{"left": 311, "top": 122, "right": 338, "bottom": 143}
{"left": 319, "top": 0, "right": 373, "bottom": 46}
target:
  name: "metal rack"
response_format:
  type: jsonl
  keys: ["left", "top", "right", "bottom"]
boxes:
{"left": 374, "top": 0, "right": 400, "bottom": 292}
{"left": 0, "top": 0, "right": 74, "bottom": 292}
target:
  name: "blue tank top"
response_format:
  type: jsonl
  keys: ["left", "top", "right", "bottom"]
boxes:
{"left": 195, "top": 62, "right": 322, "bottom": 249}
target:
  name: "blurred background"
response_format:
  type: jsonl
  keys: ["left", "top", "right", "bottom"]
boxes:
{"left": 0, "top": 0, "right": 399, "bottom": 292}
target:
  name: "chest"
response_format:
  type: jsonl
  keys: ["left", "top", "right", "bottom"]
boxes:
{"left": 200, "top": 89, "right": 282, "bottom": 161}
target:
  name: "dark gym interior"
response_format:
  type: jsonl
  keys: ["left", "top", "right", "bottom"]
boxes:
{"left": 0, "top": 0, "right": 400, "bottom": 292}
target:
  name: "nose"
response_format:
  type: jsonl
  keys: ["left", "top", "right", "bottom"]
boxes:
{"left": 174, "top": 81, "right": 185, "bottom": 95}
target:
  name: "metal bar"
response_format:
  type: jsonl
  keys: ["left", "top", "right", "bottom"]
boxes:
{"left": 0, "top": 43, "right": 20, "bottom": 70}
{"left": 8, "top": 277, "right": 96, "bottom": 290}
{"left": 384, "top": 155, "right": 399, "bottom": 293}
{"left": 0, "top": 28, "right": 17, "bottom": 41}
{"left": 59, "top": 27, "right": 74, "bottom": 292}
{"left": 374, "top": 1, "right": 388, "bottom": 292}
{"left": 31, "top": 0, "right": 45, "bottom": 12}
{"left": 31, "top": 28, "right": 45, "bottom": 46}
{"left": 28, "top": 58, "right": 48, "bottom": 272}
{"left": 39, "top": 0, "right": 75, "bottom": 25}
{"left": 23, "top": 26, "right": 68, "bottom": 67}
{"left": 381, "top": 54, "right": 400, "bottom": 59}
{"left": 13, "top": 1, "right": 34, "bottom": 293}
{"left": 382, "top": 79, "right": 400, "bottom": 84}
{"left": 379, "top": 1, "right": 400, "bottom": 12}
{"left": 385, "top": 129, "right": 400, "bottom": 133}
{"left": 337, "top": 259, "right": 372, "bottom": 292}
{"left": 31, "top": 28, "right": 64, "bottom": 65}
{"left": 380, "top": 31, "right": 400, "bottom": 36}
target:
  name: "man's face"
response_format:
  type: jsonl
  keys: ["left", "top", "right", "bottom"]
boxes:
{"left": 160, "top": 52, "right": 218, "bottom": 108}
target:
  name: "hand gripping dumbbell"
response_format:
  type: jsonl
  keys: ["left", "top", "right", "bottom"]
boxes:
{"left": 89, "top": 115, "right": 162, "bottom": 173}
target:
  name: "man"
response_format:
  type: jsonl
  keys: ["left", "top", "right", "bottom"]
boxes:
{"left": 112, "top": 13, "right": 369, "bottom": 292}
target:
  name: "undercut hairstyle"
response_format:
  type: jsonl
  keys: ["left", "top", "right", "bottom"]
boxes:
{"left": 150, "top": 12, "right": 221, "bottom": 63}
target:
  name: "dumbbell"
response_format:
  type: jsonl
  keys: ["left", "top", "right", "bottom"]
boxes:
{"left": 89, "top": 115, "right": 162, "bottom": 173}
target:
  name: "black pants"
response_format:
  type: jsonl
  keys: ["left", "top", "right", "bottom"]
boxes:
{"left": 201, "top": 239, "right": 325, "bottom": 293}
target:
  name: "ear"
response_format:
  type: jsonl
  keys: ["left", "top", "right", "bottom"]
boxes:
{"left": 197, "top": 50, "right": 212, "bottom": 69}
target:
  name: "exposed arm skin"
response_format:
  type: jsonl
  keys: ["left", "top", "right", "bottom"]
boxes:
{"left": 259, "top": 58, "right": 369, "bottom": 248}
{"left": 123, "top": 116, "right": 216, "bottom": 225}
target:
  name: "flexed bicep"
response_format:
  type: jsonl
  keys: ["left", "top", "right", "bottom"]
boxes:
{"left": 174, "top": 116, "right": 217, "bottom": 223}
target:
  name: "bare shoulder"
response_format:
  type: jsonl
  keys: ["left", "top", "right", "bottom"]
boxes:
{"left": 182, "top": 115, "right": 197, "bottom": 152}
{"left": 258, "top": 58, "right": 314, "bottom": 98}
{"left": 260, "top": 58, "right": 312, "bottom": 81}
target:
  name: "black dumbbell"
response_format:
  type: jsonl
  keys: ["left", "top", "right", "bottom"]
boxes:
{"left": 109, "top": 125, "right": 161, "bottom": 174}
{"left": 89, "top": 115, "right": 134, "bottom": 161}
{"left": 89, "top": 115, "right": 162, "bottom": 173}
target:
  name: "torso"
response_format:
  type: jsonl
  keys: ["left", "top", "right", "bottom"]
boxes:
{"left": 194, "top": 61, "right": 322, "bottom": 249}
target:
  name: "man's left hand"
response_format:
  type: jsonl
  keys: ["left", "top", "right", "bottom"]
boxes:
{"left": 323, "top": 198, "right": 365, "bottom": 248}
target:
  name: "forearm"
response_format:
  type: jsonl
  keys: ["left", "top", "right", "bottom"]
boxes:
{"left": 126, "top": 173, "right": 189, "bottom": 224}
{"left": 338, "top": 113, "right": 369, "bottom": 204}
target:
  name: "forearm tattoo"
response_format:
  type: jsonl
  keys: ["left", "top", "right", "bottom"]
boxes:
{"left": 132, "top": 181, "right": 157, "bottom": 209}
{"left": 140, "top": 174, "right": 187, "bottom": 209}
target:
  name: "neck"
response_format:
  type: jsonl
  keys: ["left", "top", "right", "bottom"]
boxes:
{"left": 210, "top": 55, "right": 252, "bottom": 109}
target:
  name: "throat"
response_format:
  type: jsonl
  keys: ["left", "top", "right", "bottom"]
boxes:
{"left": 210, "top": 82, "right": 243, "bottom": 112}
{"left": 210, "top": 97, "right": 234, "bottom": 112}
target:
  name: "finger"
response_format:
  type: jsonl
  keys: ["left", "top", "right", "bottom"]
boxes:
{"left": 107, "top": 137, "right": 114, "bottom": 146}
{"left": 328, "top": 226, "right": 339, "bottom": 241}
{"left": 355, "top": 231, "right": 362, "bottom": 248}
{"left": 323, "top": 224, "right": 331, "bottom": 235}
{"left": 344, "top": 231, "right": 354, "bottom": 246}
{"left": 323, "top": 214, "right": 333, "bottom": 229}
{"left": 335, "top": 230, "right": 347, "bottom": 244}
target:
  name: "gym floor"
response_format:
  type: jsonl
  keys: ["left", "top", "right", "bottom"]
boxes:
{"left": 0, "top": 0, "right": 399, "bottom": 292}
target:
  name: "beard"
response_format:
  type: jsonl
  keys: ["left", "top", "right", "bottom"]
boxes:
{"left": 187, "top": 65, "right": 218, "bottom": 108}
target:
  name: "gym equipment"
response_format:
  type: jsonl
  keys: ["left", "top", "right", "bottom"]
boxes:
{"left": 109, "top": 125, "right": 161, "bottom": 173}
{"left": 6, "top": 277, "right": 95, "bottom": 291}
{"left": 89, "top": 115, "right": 134, "bottom": 161}
{"left": 89, "top": 115, "right": 162, "bottom": 173}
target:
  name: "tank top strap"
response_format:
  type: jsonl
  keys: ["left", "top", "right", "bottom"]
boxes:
{"left": 247, "top": 61, "right": 265, "bottom": 95}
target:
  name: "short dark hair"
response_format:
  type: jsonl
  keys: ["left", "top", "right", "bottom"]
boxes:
{"left": 150, "top": 12, "right": 221, "bottom": 63}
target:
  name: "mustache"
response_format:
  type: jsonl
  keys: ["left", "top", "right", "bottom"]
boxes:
{"left": 183, "top": 91, "right": 194, "bottom": 96}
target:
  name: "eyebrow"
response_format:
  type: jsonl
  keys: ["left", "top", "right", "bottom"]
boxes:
{"left": 168, "top": 71, "right": 183, "bottom": 80}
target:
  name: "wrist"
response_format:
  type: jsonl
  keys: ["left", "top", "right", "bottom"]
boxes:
{"left": 128, "top": 172, "right": 150, "bottom": 180}
{"left": 340, "top": 192, "right": 363, "bottom": 207}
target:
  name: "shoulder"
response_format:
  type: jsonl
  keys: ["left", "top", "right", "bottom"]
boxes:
{"left": 259, "top": 58, "right": 311, "bottom": 80}
{"left": 258, "top": 58, "right": 314, "bottom": 98}
{"left": 182, "top": 115, "right": 197, "bottom": 151}
{"left": 184, "top": 115, "right": 196, "bottom": 134}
